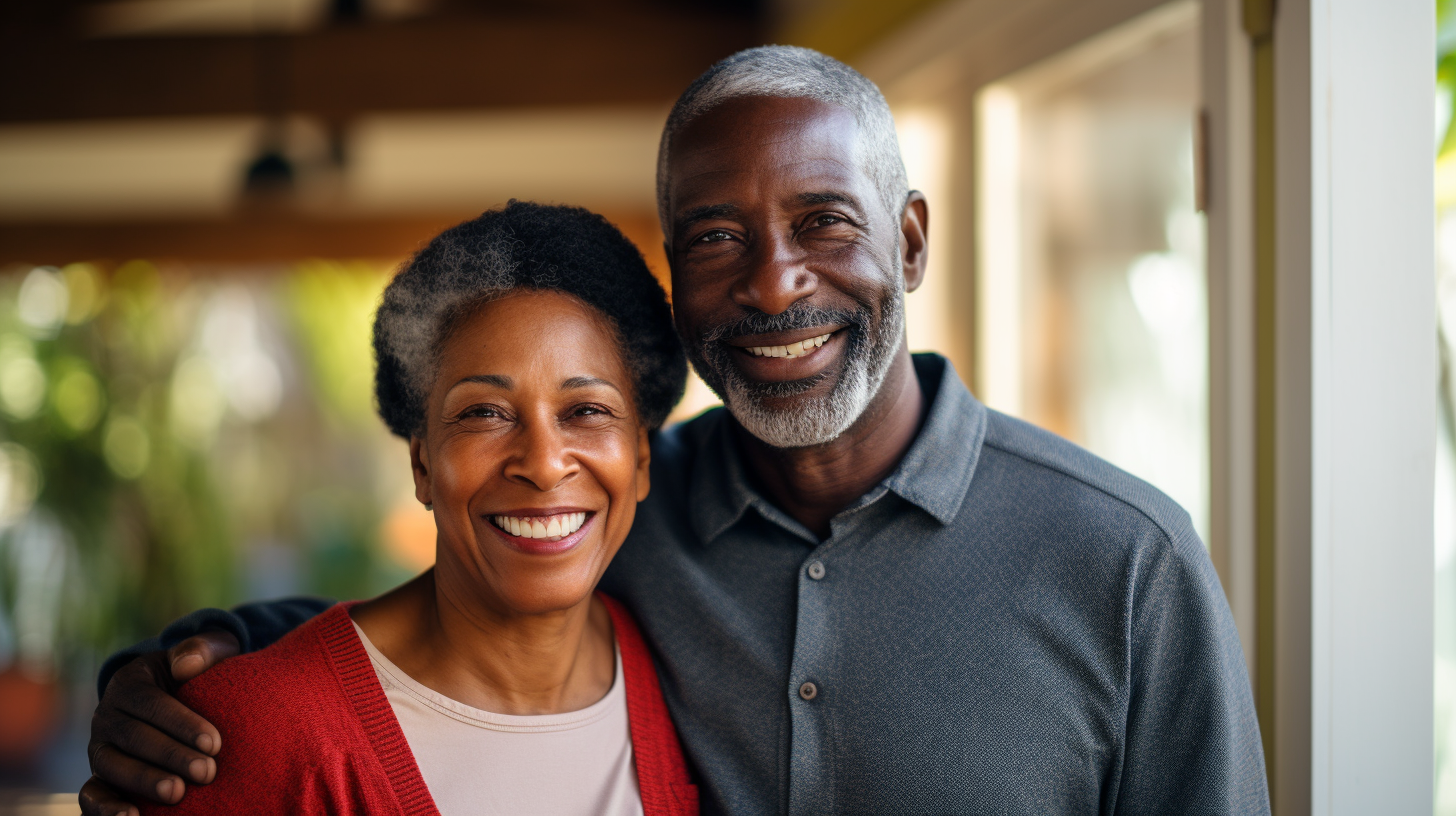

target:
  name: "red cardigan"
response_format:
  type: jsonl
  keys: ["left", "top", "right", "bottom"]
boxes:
{"left": 141, "top": 596, "right": 698, "bottom": 816}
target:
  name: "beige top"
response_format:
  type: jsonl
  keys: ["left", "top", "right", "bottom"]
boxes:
{"left": 352, "top": 620, "right": 644, "bottom": 816}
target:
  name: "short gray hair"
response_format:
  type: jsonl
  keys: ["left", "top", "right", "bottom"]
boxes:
{"left": 655, "top": 45, "right": 910, "bottom": 230}
{"left": 373, "top": 202, "right": 686, "bottom": 438}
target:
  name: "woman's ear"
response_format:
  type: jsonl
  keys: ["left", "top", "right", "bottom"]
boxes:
{"left": 410, "top": 436, "right": 433, "bottom": 509}
{"left": 635, "top": 426, "right": 651, "bottom": 502}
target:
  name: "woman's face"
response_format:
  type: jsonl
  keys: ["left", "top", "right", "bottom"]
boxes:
{"left": 411, "top": 289, "right": 650, "bottom": 616}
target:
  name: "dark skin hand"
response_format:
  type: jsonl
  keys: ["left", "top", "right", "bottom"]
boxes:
{"left": 79, "top": 632, "right": 235, "bottom": 816}
{"left": 82, "top": 94, "right": 933, "bottom": 809}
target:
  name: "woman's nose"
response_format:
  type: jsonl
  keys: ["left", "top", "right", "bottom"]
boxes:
{"left": 504, "top": 421, "right": 577, "bottom": 491}
{"left": 730, "top": 234, "right": 817, "bottom": 315}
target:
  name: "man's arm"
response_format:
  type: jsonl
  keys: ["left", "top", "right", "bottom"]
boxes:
{"left": 81, "top": 597, "right": 333, "bottom": 816}
{"left": 1111, "top": 522, "right": 1270, "bottom": 815}
{"left": 94, "top": 597, "right": 335, "bottom": 698}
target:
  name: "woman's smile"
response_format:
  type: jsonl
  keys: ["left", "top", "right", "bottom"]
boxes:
{"left": 487, "top": 510, "right": 595, "bottom": 554}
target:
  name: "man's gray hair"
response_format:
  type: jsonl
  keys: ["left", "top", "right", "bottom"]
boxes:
{"left": 655, "top": 45, "right": 910, "bottom": 230}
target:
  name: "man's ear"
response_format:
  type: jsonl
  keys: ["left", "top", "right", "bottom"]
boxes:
{"left": 409, "top": 436, "right": 433, "bottom": 508}
{"left": 635, "top": 426, "right": 652, "bottom": 502}
{"left": 899, "top": 191, "right": 930, "bottom": 293}
{"left": 663, "top": 240, "right": 682, "bottom": 292}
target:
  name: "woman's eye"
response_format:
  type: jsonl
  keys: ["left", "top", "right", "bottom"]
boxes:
{"left": 567, "top": 403, "right": 617, "bottom": 422}
{"left": 459, "top": 405, "right": 503, "bottom": 420}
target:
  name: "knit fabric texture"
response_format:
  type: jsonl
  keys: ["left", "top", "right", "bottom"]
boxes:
{"left": 136, "top": 596, "right": 697, "bottom": 816}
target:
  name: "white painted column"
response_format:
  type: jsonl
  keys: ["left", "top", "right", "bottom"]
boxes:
{"left": 1201, "top": 0, "right": 1258, "bottom": 673}
{"left": 1275, "top": 0, "right": 1435, "bottom": 812}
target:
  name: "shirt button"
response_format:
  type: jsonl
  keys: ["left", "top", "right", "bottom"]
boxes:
{"left": 799, "top": 681, "right": 818, "bottom": 701}
{"left": 806, "top": 560, "right": 826, "bottom": 580}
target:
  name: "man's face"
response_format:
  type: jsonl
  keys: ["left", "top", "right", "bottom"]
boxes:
{"left": 665, "top": 96, "right": 908, "bottom": 448}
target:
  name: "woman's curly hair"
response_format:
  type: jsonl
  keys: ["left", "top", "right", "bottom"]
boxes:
{"left": 373, "top": 201, "right": 687, "bottom": 437}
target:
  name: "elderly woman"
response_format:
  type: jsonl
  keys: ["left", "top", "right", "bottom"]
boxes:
{"left": 139, "top": 202, "right": 696, "bottom": 816}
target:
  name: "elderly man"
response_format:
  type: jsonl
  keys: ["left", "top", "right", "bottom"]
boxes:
{"left": 82, "top": 46, "right": 1268, "bottom": 815}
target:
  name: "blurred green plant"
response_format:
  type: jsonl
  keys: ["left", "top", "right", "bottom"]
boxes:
{"left": 0, "top": 262, "right": 234, "bottom": 680}
{"left": 1435, "top": 3, "right": 1456, "bottom": 811}
{"left": 0, "top": 257, "right": 410, "bottom": 683}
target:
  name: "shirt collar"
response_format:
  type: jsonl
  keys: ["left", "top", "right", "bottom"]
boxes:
{"left": 880, "top": 354, "right": 986, "bottom": 526}
{"left": 687, "top": 353, "right": 987, "bottom": 545}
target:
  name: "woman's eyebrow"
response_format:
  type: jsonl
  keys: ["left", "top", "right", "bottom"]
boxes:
{"left": 449, "top": 374, "right": 512, "bottom": 391}
{"left": 562, "top": 376, "right": 622, "bottom": 394}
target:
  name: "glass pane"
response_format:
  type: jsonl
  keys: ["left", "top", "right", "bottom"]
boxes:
{"left": 975, "top": 6, "right": 1208, "bottom": 542}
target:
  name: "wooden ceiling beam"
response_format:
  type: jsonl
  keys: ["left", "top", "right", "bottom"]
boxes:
{"left": 0, "top": 211, "right": 670, "bottom": 285}
{"left": 0, "top": 12, "right": 761, "bottom": 123}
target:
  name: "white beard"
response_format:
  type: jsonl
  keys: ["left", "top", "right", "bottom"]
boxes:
{"left": 693, "top": 289, "right": 905, "bottom": 450}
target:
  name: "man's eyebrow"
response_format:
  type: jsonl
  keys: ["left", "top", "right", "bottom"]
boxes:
{"left": 798, "top": 191, "right": 861, "bottom": 209}
{"left": 562, "top": 376, "right": 623, "bottom": 394}
{"left": 674, "top": 203, "right": 738, "bottom": 234}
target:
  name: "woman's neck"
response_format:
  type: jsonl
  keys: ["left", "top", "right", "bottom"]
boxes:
{"left": 350, "top": 568, "right": 616, "bottom": 716}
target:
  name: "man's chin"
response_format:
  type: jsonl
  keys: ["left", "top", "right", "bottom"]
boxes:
{"left": 722, "top": 381, "right": 865, "bottom": 450}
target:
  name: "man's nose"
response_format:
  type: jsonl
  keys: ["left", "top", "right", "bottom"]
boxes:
{"left": 504, "top": 419, "right": 577, "bottom": 492}
{"left": 730, "top": 233, "right": 816, "bottom": 315}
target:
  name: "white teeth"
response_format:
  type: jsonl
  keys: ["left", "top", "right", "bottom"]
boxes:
{"left": 744, "top": 333, "right": 832, "bottom": 359}
{"left": 491, "top": 512, "right": 588, "bottom": 540}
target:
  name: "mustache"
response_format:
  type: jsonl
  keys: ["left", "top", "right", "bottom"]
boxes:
{"left": 699, "top": 303, "right": 863, "bottom": 345}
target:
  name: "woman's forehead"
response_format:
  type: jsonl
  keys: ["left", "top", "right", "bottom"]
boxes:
{"left": 437, "top": 290, "right": 630, "bottom": 384}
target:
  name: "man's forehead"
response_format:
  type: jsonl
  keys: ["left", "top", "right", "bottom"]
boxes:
{"left": 665, "top": 97, "right": 871, "bottom": 206}
{"left": 670, "top": 96, "right": 859, "bottom": 159}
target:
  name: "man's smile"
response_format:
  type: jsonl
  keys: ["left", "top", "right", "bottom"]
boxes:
{"left": 724, "top": 327, "right": 847, "bottom": 383}
{"left": 727, "top": 325, "right": 844, "bottom": 356}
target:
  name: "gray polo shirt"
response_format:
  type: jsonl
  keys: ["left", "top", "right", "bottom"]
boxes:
{"left": 600, "top": 353, "right": 1267, "bottom": 815}
{"left": 101, "top": 354, "right": 1268, "bottom": 815}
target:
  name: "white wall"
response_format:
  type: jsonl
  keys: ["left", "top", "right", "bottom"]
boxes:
{"left": 1275, "top": 0, "right": 1435, "bottom": 812}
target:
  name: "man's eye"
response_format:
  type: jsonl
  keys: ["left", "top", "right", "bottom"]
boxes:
{"left": 695, "top": 229, "right": 734, "bottom": 244}
{"left": 813, "top": 213, "right": 846, "bottom": 227}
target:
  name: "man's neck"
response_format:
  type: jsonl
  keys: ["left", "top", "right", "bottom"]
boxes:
{"left": 734, "top": 348, "right": 926, "bottom": 539}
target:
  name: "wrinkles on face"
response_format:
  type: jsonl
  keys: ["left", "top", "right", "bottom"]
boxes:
{"left": 666, "top": 97, "right": 909, "bottom": 448}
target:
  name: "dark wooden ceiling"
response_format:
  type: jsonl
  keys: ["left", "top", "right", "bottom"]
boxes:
{"left": 0, "top": 0, "right": 766, "bottom": 123}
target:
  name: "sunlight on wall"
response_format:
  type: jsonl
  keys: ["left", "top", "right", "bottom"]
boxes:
{"left": 971, "top": 10, "right": 1208, "bottom": 544}
{"left": 895, "top": 107, "right": 953, "bottom": 360}
{"left": 975, "top": 87, "right": 1024, "bottom": 418}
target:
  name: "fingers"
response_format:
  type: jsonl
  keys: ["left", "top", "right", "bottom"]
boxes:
{"left": 166, "top": 631, "right": 241, "bottom": 684}
{"left": 93, "top": 711, "right": 216, "bottom": 784}
{"left": 79, "top": 776, "right": 141, "bottom": 816}
{"left": 105, "top": 656, "right": 222, "bottom": 757}
{"left": 86, "top": 742, "right": 186, "bottom": 805}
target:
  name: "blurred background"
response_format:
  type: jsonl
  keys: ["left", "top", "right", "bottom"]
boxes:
{"left": 0, "top": 0, "right": 1446, "bottom": 812}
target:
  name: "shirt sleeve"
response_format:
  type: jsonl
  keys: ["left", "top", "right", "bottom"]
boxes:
{"left": 96, "top": 596, "right": 334, "bottom": 699}
{"left": 1112, "top": 518, "right": 1271, "bottom": 815}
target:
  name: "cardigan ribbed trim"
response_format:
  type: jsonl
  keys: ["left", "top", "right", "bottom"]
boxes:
{"left": 318, "top": 602, "right": 439, "bottom": 815}
{"left": 602, "top": 595, "right": 699, "bottom": 814}
{"left": 312, "top": 595, "right": 698, "bottom": 816}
